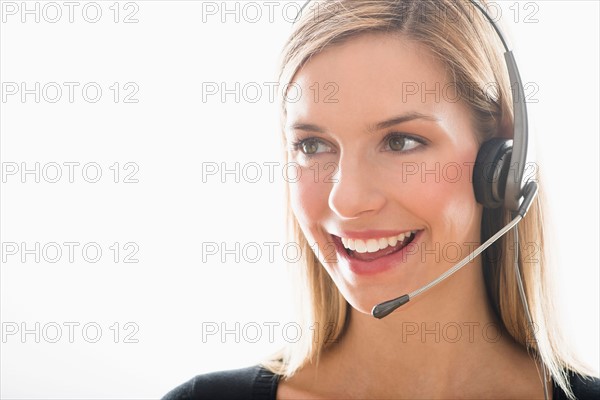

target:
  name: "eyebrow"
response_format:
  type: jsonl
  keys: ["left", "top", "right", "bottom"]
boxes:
{"left": 288, "top": 112, "right": 439, "bottom": 134}
{"left": 368, "top": 112, "right": 440, "bottom": 133}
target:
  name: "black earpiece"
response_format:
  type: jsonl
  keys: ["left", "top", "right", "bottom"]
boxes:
{"left": 473, "top": 138, "right": 513, "bottom": 209}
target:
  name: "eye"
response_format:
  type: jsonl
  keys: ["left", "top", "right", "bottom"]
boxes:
{"left": 291, "top": 137, "right": 335, "bottom": 156}
{"left": 383, "top": 133, "right": 426, "bottom": 153}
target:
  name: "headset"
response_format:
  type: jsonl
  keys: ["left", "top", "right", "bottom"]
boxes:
{"left": 294, "top": 0, "right": 547, "bottom": 398}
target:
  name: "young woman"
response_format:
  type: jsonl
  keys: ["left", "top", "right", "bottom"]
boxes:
{"left": 163, "top": 1, "right": 599, "bottom": 398}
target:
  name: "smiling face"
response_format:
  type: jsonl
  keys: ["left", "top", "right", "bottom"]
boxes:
{"left": 284, "top": 33, "right": 484, "bottom": 315}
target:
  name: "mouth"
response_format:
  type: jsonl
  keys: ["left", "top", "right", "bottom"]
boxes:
{"left": 331, "top": 230, "right": 421, "bottom": 263}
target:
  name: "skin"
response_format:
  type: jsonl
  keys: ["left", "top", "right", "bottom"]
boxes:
{"left": 278, "top": 33, "right": 550, "bottom": 399}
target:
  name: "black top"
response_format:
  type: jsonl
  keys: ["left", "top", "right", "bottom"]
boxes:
{"left": 162, "top": 364, "right": 600, "bottom": 400}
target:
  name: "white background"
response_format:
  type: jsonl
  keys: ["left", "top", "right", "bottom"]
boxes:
{"left": 0, "top": 0, "right": 598, "bottom": 398}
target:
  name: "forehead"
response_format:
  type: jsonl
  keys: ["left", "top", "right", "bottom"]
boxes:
{"left": 286, "top": 33, "right": 459, "bottom": 130}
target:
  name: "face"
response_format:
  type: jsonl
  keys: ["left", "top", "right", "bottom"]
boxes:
{"left": 285, "top": 33, "right": 483, "bottom": 315}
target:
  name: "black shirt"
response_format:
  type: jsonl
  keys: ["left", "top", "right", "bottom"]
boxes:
{"left": 162, "top": 364, "right": 600, "bottom": 399}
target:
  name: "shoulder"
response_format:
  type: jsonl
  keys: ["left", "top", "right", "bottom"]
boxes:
{"left": 554, "top": 370, "right": 600, "bottom": 400}
{"left": 161, "top": 364, "right": 280, "bottom": 400}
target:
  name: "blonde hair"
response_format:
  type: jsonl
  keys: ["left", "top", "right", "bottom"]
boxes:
{"left": 261, "top": 1, "right": 596, "bottom": 398}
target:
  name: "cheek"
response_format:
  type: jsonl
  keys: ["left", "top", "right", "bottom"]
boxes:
{"left": 397, "top": 153, "right": 480, "bottom": 232}
{"left": 289, "top": 168, "right": 340, "bottom": 269}
{"left": 289, "top": 166, "right": 331, "bottom": 230}
{"left": 419, "top": 164, "right": 475, "bottom": 207}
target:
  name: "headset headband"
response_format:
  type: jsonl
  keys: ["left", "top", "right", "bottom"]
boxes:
{"left": 469, "top": 0, "right": 528, "bottom": 211}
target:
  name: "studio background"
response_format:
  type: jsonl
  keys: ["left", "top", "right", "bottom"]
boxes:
{"left": 0, "top": 0, "right": 598, "bottom": 398}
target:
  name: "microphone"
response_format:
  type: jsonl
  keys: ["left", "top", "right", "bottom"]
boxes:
{"left": 371, "top": 181, "right": 539, "bottom": 319}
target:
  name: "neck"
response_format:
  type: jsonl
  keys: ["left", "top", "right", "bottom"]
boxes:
{"left": 314, "top": 262, "right": 530, "bottom": 397}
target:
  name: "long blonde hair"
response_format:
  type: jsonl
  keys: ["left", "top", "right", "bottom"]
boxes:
{"left": 261, "top": 1, "right": 595, "bottom": 398}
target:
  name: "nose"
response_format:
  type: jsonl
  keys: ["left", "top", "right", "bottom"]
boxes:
{"left": 328, "top": 157, "right": 387, "bottom": 219}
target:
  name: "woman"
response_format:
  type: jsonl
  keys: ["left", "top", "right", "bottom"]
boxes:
{"left": 163, "top": 0, "right": 599, "bottom": 398}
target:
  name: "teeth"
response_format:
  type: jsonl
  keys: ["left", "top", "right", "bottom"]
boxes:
{"left": 388, "top": 236, "right": 398, "bottom": 247}
{"left": 355, "top": 239, "right": 367, "bottom": 253}
{"left": 366, "top": 239, "right": 379, "bottom": 253}
{"left": 340, "top": 231, "right": 417, "bottom": 254}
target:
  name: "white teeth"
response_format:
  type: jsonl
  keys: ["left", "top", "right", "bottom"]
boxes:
{"left": 340, "top": 230, "right": 417, "bottom": 253}
{"left": 388, "top": 236, "right": 398, "bottom": 247}
{"left": 354, "top": 239, "right": 367, "bottom": 253}
{"left": 366, "top": 239, "right": 379, "bottom": 253}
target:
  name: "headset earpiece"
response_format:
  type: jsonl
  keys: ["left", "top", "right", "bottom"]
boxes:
{"left": 473, "top": 138, "right": 513, "bottom": 208}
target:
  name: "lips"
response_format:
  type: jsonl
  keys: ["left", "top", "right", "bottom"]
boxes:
{"left": 329, "top": 230, "right": 423, "bottom": 276}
